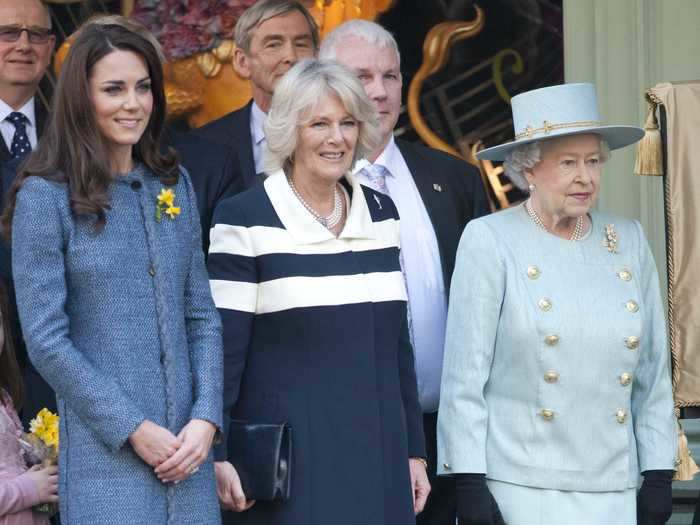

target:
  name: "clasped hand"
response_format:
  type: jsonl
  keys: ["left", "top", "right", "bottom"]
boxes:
{"left": 128, "top": 419, "right": 216, "bottom": 483}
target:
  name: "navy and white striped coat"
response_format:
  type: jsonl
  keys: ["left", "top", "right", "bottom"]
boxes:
{"left": 208, "top": 170, "right": 424, "bottom": 525}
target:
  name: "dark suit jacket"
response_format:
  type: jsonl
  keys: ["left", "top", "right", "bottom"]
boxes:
{"left": 189, "top": 101, "right": 258, "bottom": 190}
{"left": 166, "top": 131, "right": 246, "bottom": 252}
{"left": 0, "top": 99, "right": 55, "bottom": 427}
{"left": 395, "top": 138, "right": 490, "bottom": 292}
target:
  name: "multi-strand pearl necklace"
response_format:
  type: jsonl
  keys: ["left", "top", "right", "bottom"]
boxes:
{"left": 525, "top": 198, "right": 584, "bottom": 241}
{"left": 288, "top": 177, "right": 344, "bottom": 229}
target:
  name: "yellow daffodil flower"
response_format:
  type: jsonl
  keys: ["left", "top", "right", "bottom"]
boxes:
{"left": 157, "top": 188, "right": 175, "bottom": 207}
{"left": 165, "top": 206, "right": 181, "bottom": 219}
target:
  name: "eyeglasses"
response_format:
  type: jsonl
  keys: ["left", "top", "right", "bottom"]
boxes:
{"left": 0, "top": 25, "right": 52, "bottom": 44}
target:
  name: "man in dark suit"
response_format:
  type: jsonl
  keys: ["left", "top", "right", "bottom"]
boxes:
{"left": 167, "top": 131, "right": 245, "bottom": 253}
{"left": 0, "top": 0, "right": 55, "bottom": 428}
{"left": 321, "top": 20, "right": 490, "bottom": 524}
{"left": 191, "top": 0, "right": 319, "bottom": 187}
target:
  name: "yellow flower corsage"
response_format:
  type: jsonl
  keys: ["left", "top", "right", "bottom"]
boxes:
{"left": 156, "top": 188, "right": 181, "bottom": 222}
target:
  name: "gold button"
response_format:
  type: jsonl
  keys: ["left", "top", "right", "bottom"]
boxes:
{"left": 443, "top": 463, "right": 451, "bottom": 470}
{"left": 616, "top": 409, "right": 627, "bottom": 424}
{"left": 538, "top": 298, "right": 552, "bottom": 311}
{"left": 625, "top": 336, "right": 640, "bottom": 349}
{"left": 544, "top": 371, "right": 559, "bottom": 383}
{"left": 625, "top": 300, "right": 639, "bottom": 313}
{"left": 527, "top": 266, "right": 541, "bottom": 280}
{"left": 541, "top": 409, "right": 555, "bottom": 420}
{"left": 618, "top": 269, "right": 632, "bottom": 281}
{"left": 545, "top": 335, "right": 560, "bottom": 346}
{"left": 620, "top": 373, "right": 632, "bottom": 386}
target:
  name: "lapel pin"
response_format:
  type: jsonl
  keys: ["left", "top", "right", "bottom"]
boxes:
{"left": 373, "top": 194, "right": 383, "bottom": 210}
{"left": 433, "top": 183, "right": 442, "bottom": 192}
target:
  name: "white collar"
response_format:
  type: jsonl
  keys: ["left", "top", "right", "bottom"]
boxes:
{"left": 373, "top": 135, "right": 399, "bottom": 173}
{"left": 354, "top": 135, "right": 399, "bottom": 176}
{"left": 0, "top": 97, "right": 35, "bottom": 127}
{"left": 250, "top": 100, "right": 266, "bottom": 146}
{"left": 264, "top": 169, "right": 376, "bottom": 245}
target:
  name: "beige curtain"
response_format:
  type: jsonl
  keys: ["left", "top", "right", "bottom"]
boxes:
{"left": 653, "top": 81, "right": 700, "bottom": 408}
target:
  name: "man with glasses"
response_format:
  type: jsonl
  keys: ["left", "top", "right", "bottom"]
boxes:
{"left": 0, "top": 0, "right": 55, "bottom": 429}
{"left": 192, "top": 0, "right": 319, "bottom": 188}
{"left": 0, "top": 0, "right": 53, "bottom": 162}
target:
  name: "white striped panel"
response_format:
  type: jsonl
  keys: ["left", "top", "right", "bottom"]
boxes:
{"left": 209, "top": 219, "right": 399, "bottom": 257}
{"left": 257, "top": 271, "right": 407, "bottom": 314}
{"left": 210, "top": 279, "right": 257, "bottom": 313}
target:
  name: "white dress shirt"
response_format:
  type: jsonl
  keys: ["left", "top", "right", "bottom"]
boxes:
{"left": 355, "top": 136, "right": 447, "bottom": 413}
{"left": 0, "top": 97, "right": 38, "bottom": 152}
{"left": 250, "top": 100, "right": 267, "bottom": 175}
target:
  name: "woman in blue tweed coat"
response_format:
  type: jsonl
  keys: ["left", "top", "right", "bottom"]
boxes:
{"left": 208, "top": 59, "right": 428, "bottom": 525}
{"left": 2, "top": 20, "right": 222, "bottom": 524}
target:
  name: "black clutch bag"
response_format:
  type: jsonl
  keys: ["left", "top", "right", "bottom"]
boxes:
{"left": 227, "top": 420, "right": 292, "bottom": 501}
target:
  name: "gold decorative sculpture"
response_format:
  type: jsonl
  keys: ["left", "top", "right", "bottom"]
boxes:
{"left": 53, "top": 1, "right": 393, "bottom": 127}
{"left": 406, "top": 7, "right": 485, "bottom": 158}
{"left": 126, "top": 0, "right": 392, "bottom": 127}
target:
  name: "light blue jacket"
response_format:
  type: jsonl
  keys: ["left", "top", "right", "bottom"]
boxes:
{"left": 437, "top": 205, "right": 677, "bottom": 491}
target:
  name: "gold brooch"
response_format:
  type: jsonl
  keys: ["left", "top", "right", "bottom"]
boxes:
{"left": 603, "top": 224, "right": 618, "bottom": 253}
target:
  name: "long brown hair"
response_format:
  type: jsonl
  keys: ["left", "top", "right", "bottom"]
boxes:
{"left": 1, "top": 19, "right": 178, "bottom": 236}
{"left": 0, "top": 280, "right": 22, "bottom": 409}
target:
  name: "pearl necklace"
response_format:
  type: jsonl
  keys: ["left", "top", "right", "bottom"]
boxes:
{"left": 525, "top": 198, "right": 584, "bottom": 241}
{"left": 288, "top": 177, "right": 344, "bottom": 229}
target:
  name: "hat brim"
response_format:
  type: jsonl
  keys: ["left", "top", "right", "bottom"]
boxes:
{"left": 475, "top": 125, "right": 645, "bottom": 161}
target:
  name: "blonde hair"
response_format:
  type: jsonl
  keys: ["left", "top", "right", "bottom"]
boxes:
{"left": 263, "top": 59, "right": 381, "bottom": 174}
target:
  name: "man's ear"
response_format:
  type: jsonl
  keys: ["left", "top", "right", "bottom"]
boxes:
{"left": 233, "top": 48, "right": 251, "bottom": 80}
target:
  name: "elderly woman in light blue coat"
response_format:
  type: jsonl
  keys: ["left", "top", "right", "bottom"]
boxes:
{"left": 437, "top": 83, "right": 677, "bottom": 525}
{"left": 4, "top": 19, "right": 222, "bottom": 524}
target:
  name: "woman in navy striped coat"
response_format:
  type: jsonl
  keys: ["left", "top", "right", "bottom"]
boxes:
{"left": 208, "top": 59, "right": 428, "bottom": 525}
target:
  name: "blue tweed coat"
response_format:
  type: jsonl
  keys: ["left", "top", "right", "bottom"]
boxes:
{"left": 11, "top": 166, "right": 223, "bottom": 524}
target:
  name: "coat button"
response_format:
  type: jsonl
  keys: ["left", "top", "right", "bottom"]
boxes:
{"left": 538, "top": 298, "right": 552, "bottom": 311}
{"left": 625, "top": 336, "right": 640, "bottom": 349}
{"left": 541, "top": 409, "right": 555, "bottom": 420}
{"left": 544, "top": 371, "right": 559, "bottom": 383}
{"left": 443, "top": 463, "right": 451, "bottom": 470}
{"left": 545, "top": 335, "right": 560, "bottom": 346}
{"left": 616, "top": 409, "right": 627, "bottom": 424}
{"left": 618, "top": 269, "right": 632, "bottom": 281}
{"left": 625, "top": 300, "right": 639, "bottom": 313}
{"left": 527, "top": 266, "right": 540, "bottom": 280}
{"left": 130, "top": 180, "right": 142, "bottom": 191}
{"left": 148, "top": 265, "right": 156, "bottom": 277}
{"left": 620, "top": 373, "right": 632, "bottom": 386}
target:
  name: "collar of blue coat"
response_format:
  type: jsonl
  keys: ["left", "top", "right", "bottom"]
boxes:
{"left": 264, "top": 168, "right": 376, "bottom": 244}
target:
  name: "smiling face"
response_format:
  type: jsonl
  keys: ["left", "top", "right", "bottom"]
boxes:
{"left": 291, "top": 91, "right": 359, "bottom": 186}
{"left": 332, "top": 36, "right": 401, "bottom": 155}
{"left": 234, "top": 9, "right": 316, "bottom": 111}
{"left": 526, "top": 133, "right": 603, "bottom": 221}
{"left": 0, "top": 0, "right": 54, "bottom": 107}
{"left": 89, "top": 49, "right": 153, "bottom": 167}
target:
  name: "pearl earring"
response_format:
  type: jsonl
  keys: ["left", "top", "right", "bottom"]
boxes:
{"left": 528, "top": 183, "right": 536, "bottom": 192}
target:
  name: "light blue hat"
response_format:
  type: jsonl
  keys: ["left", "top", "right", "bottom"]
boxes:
{"left": 476, "top": 83, "right": 644, "bottom": 161}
